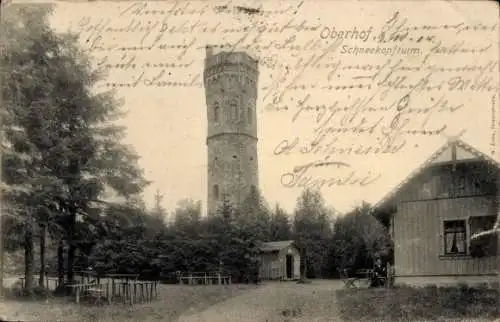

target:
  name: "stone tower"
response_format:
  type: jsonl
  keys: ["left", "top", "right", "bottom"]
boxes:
{"left": 204, "top": 46, "right": 259, "bottom": 215}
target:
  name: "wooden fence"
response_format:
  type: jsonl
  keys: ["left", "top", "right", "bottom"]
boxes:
{"left": 68, "top": 280, "right": 159, "bottom": 305}
{"left": 19, "top": 273, "right": 160, "bottom": 305}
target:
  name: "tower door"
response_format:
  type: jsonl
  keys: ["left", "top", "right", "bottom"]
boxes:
{"left": 286, "top": 254, "right": 293, "bottom": 279}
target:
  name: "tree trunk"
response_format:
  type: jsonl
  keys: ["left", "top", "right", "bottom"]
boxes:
{"left": 0, "top": 217, "right": 4, "bottom": 297}
{"left": 38, "top": 224, "right": 46, "bottom": 288}
{"left": 66, "top": 207, "right": 77, "bottom": 292}
{"left": 56, "top": 239, "right": 64, "bottom": 292}
{"left": 65, "top": 152, "right": 80, "bottom": 292}
{"left": 24, "top": 211, "right": 34, "bottom": 295}
{"left": 67, "top": 242, "right": 76, "bottom": 285}
{"left": 299, "top": 243, "right": 307, "bottom": 281}
{"left": 303, "top": 245, "right": 308, "bottom": 279}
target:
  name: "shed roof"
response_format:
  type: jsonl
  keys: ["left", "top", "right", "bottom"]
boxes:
{"left": 259, "top": 240, "right": 296, "bottom": 253}
{"left": 375, "top": 138, "right": 500, "bottom": 211}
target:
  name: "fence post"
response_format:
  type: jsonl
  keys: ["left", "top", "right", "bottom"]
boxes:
{"left": 132, "top": 283, "right": 136, "bottom": 305}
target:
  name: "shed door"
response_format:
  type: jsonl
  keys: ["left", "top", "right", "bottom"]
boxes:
{"left": 286, "top": 254, "right": 293, "bottom": 279}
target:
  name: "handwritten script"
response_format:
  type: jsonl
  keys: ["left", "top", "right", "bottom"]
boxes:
{"left": 60, "top": 1, "right": 499, "bottom": 195}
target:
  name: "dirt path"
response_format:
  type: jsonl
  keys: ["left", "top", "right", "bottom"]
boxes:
{"left": 176, "top": 280, "right": 345, "bottom": 322}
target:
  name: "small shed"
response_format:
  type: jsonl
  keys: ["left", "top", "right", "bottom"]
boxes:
{"left": 258, "top": 240, "right": 300, "bottom": 281}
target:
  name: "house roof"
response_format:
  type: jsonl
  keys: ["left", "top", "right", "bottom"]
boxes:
{"left": 375, "top": 139, "right": 500, "bottom": 211}
{"left": 259, "top": 240, "right": 296, "bottom": 253}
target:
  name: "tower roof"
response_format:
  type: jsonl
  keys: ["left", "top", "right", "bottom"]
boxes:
{"left": 205, "top": 44, "right": 258, "bottom": 62}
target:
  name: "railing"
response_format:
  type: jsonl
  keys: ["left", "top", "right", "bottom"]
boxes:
{"left": 177, "top": 271, "right": 232, "bottom": 285}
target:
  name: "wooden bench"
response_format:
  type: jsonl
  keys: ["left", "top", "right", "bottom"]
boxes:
{"left": 340, "top": 269, "right": 374, "bottom": 289}
{"left": 356, "top": 269, "right": 373, "bottom": 279}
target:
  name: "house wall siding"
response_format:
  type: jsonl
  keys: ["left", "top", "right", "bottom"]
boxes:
{"left": 259, "top": 245, "right": 301, "bottom": 280}
{"left": 393, "top": 196, "right": 499, "bottom": 277}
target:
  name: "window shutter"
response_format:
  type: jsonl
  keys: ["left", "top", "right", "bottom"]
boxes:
{"left": 469, "top": 216, "right": 497, "bottom": 257}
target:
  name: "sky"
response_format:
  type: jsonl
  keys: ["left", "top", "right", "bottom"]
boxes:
{"left": 38, "top": 0, "right": 499, "bottom": 216}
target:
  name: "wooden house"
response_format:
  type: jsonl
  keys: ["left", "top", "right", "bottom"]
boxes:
{"left": 258, "top": 240, "right": 301, "bottom": 281}
{"left": 376, "top": 139, "right": 499, "bottom": 286}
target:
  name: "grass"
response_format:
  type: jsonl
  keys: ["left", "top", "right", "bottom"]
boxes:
{"left": 336, "top": 284, "right": 500, "bottom": 322}
{"left": 5, "top": 280, "right": 498, "bottom": 322}
{"left": 0, "top": 283, "right": 258, "bottom": 322}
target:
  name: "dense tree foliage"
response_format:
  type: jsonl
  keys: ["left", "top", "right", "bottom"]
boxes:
{"left": 293, "top": 189, "right": 334, "bottom": 278}
{"left": 330, "top": 202, "right": 393, "bottom": 275}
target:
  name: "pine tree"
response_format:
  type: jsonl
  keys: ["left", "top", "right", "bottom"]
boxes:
{"left": 270, "top": 204, "right": 291, "bottom": 241}
{"left": 2, "top": 4, "right": 149, "bottom": 293}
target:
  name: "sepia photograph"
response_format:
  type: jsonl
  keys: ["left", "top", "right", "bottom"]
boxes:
{"left": 0, "top": 0, "right": 499, "bottom": 321}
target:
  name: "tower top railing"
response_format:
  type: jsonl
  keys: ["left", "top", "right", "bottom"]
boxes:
{"left": 204, "top": 45, "right": 259, "bottom": 71}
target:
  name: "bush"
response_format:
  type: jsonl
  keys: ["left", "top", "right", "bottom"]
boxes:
{"left": 4, "top": 279, "right": 52, "bottom": 300}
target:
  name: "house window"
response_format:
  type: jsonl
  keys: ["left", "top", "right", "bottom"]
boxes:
{"left": 443, "top": 220, "right": 467, "bottom": 255}
{"left": 469, "top": 215, "right": 498, "bottom": 257}
{"left": 421, "top": 181, "right": 432, "bottom": 199}
{"left": 213, "top": 184, "right": 219, "bottom": 200}
{"left": 456, "top": 175, "right": 466, "bottom": 195}
{"left": 436, "top": 173, "right": 451, "bottom": 198}
{"left": 213, "top": 102, "right": 220, "bottom": 122}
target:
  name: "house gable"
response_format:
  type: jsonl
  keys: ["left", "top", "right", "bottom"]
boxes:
{"left": 395, "top": 161, "right": 498, "bottom": 203}
{"left": 375, "top": 139, "right": 500, "bottom": 210}
{"left": 431, "top": 143, "right": 479, "bottom": 164}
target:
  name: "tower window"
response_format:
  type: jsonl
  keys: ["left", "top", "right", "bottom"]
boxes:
{"left": 213, "top": 184, "right": 219, "bottom": 200}
{"left": 233, "top": 155, "right": 237, "bottom": 159}
{"left": 213, "top": 102, "right": 220, "bottom": 122}
{"left": 230, "top": 100, "right": 238, "bottom": 121}
{"left": 247, "top": 106, "right": 252, "bottom": 125}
